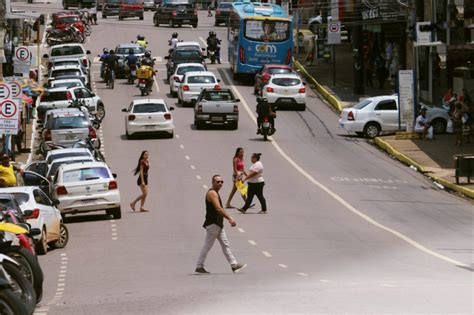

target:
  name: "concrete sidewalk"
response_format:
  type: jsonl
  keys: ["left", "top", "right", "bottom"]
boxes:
{"left": 294, "top": 48, "right": 474, "bottom": 199}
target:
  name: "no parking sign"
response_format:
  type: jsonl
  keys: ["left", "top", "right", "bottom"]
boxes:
{"left": 0, "top": 98, "right": 19, "bottom": 135}
{"left": 13, "top": 46, "right": 32, "bottom": 77}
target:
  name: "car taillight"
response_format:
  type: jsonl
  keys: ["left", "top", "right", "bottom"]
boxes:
{"left": 266, "top": 87, "right": 274, "bottom": 93}
{"left": 173, "top": 76, "right": 180, "bottom": 82}
{"left": 44, "top": 129, "right": 52, "bottom": 141}
{"left": 214, "top": 84, "right": 221, "bottom": 90}
{"left": 182, "top": 85, "right": 189, "bottom": 91}
{"left": 172, "top": 10, "right": 177, "bottom": 16}
{"left": 108, "top": 180, "right": 118, "bottom": 190}
{"left": 66, "top": 91, "right": 72, "bottom": 100}
{"left": 216, "top": 9, "right": 220, "bottom": 15}
{"left": 285, "top": 48, "right": 292, "bottom": 64}
{"left": 233, "top": 105, "right": 238, "bottom": 113}
{"left": 56, "top": 186, "right": 68, "bottom": 196}
{"left": 89, "top": 126, "right": 97, "bottom": 139}
{"left": 128, "top": 114, "right": 136, "bottom": 121}
{"left": 264, "top": 117, "right": 269, "bottom": 122}
{"left": 348, "top": 111, "right": 355, "bottom": 121}
{"left": 25, "top": 208, "right": 40, "bottom": 219}
{"left": 298, "top": 87, "right": 305, "bottom": 93}
{"left": 239, "top": 45, "right": 245, "bottom": 64}
{"left": 197, "top": 105, "right": 202, "bottom": 114}
{"left": 164, "top": 113, "right": 172, "bottom": 120}
{"left": 82, "top": 59, "right": 88, "bottom": 67}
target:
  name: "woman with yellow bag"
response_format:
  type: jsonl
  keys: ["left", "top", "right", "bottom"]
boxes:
{"left": 225, "top": 147, "right": 248, "bottom": 209}
{"left": 237, "top": 153, "right": 267, "bottom": 214}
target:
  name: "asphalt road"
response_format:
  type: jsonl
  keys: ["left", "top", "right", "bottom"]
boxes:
{"left": 15, "top": 4, "right": 474, "bottom": 314}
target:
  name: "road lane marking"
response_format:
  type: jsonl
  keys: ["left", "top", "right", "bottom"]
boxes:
{"left": 180, "top": 144, "right": 184, "bottom": 149}
{"left": 262, "top": 251, "right": 272, "bottom": 257}
{"left": 153, "top": 75, "right": 160, "bottom": 93}
{"left": 278, "top": 264, "right": 288, "bottom": 268}
{"left": 298, "top": 273, "right": 308, "bottom": 276}
{"left": 176, "top": 134, "right": 180, "bottom": 138}
{"left": 222, "top": 69, "right": 469, "bottom": 269}
{"left": 196, "top": 175, "right": 201, "bottom": 180}
{"left": 320, "top": 279, "right": 331, "bottom": 283}
{"left": 185, "top": 155, "right": 190, "bottom": 160}
{"left": 198, "top": 37, "right": 206, "bottom": 47}
{"left": 237, "top": 228, "right": 245, "bottom": 233}
{"left": 203, "top": 184, "right": 209, "bottom": 189}
{"left": 248, "top": 240, "right": 257, "bottom": 246}
{"left": 190, "top": 165, "right": 196, "bottom": 169}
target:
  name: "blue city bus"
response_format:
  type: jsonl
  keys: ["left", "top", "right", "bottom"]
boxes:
{"left": 228, "top": 1, "right": 293, "bottom": 79}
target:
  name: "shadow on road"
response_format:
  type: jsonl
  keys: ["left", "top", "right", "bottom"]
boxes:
{"left": 64, "top": 213, "right": 112, "bottom": 224}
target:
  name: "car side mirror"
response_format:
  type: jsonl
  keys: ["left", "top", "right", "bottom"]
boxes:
{"left": 153, "top": 58, "right": 156, "bottom": 61}
{"left": 164, "top": 56, "right": 169, "bottom": 59}
{"left": 91, "top": 93, "right": 96, "bottom": 97}
{"left": 23, "top": 210, "right": 33, "bottom": 217}
{"left": 86, "top": 50, "right": 91, "bottom": 54}
{"left": 217, "top": 79, "right": 221, "bottom": 82}
{"left": 235, "top": 98, "right": 240, "bottom": 102}
{"left": 121, "top": 108, "right": 127, "bottom": 112}
{"left": 303, "top": 82, "right": 306, "bottom": 85}
{"left": 43, "top": 53, "right": 49, "bottom": 59}
{"left": 52, "top": 199, "right": 60, "bottom": 206}
{"left": 112, "top": 173, "right": 117, "bottom": 179}
{"left": 29, "top": 228, "right": 42, "bottom": 237}
{"left": 201, "top": 48, "right": 206, "bottom": 52}
{"left": 169, "top": 106, "right": 175, "bottom": 111}
{"left": 191, "top": 99, "right": 197, "bottom": 105}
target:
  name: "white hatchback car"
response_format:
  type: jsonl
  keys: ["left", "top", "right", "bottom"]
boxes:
{"left": 0, "top": 186, "right": 68, "bottom": 255}
{"left": 169, "top": 63, "right": 207, "bottom": 97}
{"left": 52, "top": 161, "right": 121, "bottom": 219}
{"left": 49, "top": 64, "right": 90, "bottom": 88}
{"left": 261, "top": 73, "right": 306, "bottom": 111}
{"left": 177, "top": 71, "right": 220, "bottom": 106}
{"left": 338, "top": 95, "right": 450, "bottom": 138}
{"left": 122, "top": 99, "right": 175, "bottom": 139}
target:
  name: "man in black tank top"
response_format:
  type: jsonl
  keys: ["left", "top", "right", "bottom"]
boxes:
{"left": 196, "top": 175, "right": 247, "bottom": 274}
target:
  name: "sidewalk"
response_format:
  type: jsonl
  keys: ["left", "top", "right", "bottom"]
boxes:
{"left": 294, "top": 45, "right": 474, "bottom": 199}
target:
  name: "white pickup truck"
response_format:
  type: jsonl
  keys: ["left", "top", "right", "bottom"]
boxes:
{"left": 193, "top": 88, "right": 240, "bottom": 130}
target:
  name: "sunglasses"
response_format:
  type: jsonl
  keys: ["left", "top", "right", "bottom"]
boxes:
{"left": 216, "top": 180, "right": 224, "bottom": 184}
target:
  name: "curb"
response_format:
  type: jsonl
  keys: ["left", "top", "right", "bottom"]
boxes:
{"left": 374, "top": 137, "right": 474, "bottom": 199}
{"left": 293, "top": 59, "right": 343, "bottom": 113}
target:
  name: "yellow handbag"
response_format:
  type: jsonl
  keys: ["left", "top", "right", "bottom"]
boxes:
{"left": 235, "top": 180, "right": 248, "bottom": 196}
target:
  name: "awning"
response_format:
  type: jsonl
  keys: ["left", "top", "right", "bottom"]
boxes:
{"left": 6, "top": 11, "right": 42, "bottom": 20}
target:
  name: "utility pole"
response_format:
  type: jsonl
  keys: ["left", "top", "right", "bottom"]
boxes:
{"left": 0, "top": 0, "right": 6, "bottom": 80}
{"left": 352, "top": 0, "right": 364, "bottom": 95}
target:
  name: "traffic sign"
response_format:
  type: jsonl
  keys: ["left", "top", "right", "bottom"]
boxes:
{"left": 327, "top": 21, "right": 341, "bottom": 44}
{"left": 0, "top": 83, "right": 11, "bottom": 100}
{"left": 0, "top": 99, "right": 20, "bottom": 135}
{"left": 9, "top": 81, "right": 22, "bottom": 99}
{"left": 14, "top": 47, "right": 32, "bottom": 62}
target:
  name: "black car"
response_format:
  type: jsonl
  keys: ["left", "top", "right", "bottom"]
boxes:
{"left": 165, "top": 48, "right": 205, "bottom": 80}
{"left": 153, "top": 2, "right": 198, "bottom": 28}
{"left": 215, "top": 2, "right": 232, "bottom": 26}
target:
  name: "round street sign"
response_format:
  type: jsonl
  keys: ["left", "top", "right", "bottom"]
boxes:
{"left": 15, "top": 47, "right": 31, "bottom": 62}
{"left": 0, "top": 83, "right": 11, "bottom": 99}
{"left": 10, "top": 81, "right": 22, "bottom": 98}
{"left": 329, "top": 22, "right": 340, "bottom": 33}
{"left": 0, "top": 100, "right": 18, "bottom": 118}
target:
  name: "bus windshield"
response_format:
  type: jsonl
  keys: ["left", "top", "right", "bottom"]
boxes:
{"left": 244, "top": 19, "right": 290, "bottom": 42}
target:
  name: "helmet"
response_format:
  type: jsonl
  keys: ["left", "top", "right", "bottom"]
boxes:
{"left": 145, "top": 51, "right": 151, "bottom": 58}
{"left": 172, "top": 32, "right": 178, "bottom": 38}
{"left": 209, "top": 31, "right": 216, "bottom": 37}
{"left": 102, "top": 48, "right": 108, "bottom": 53}
{"left": 137, "top": 34, "right": 145, "bottom": 40}
{"left": 109, "top": 49, "right": 114, "bottom": 54}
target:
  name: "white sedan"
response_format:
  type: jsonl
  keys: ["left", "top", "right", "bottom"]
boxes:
{"left": 261, "top": 73, "right": 306, "bottom": 111}
{"left": 177, "top": 71, "right": 220, "bottom": 106}
{"left": 52, "top": 161, "right": 121, "bottom": 219}
{"left": 0, "top": 186, "right": 68, "bottom": 255}
{"left": 169, "top": 63, "right": 207, "bottom": 97}
{"left": 122, "top": 99, "right": 175, "bottom": 139}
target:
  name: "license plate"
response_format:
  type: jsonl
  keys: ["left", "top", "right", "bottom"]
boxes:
{"left": 145, "top": 125, "right": 155, "bottom": 129}
{"left": 212, "top": 116, "right": 223, "bottom": 122}
{"left": 81, "top": 199, "right": 97, "bottom": 204}
{"left": 280, "top": 98, "right": 293, "bottom": 103}
{"left": 139, "top": 83, "right": 145, "bottom": 87}
{"left": 131, "top": 70, "right": 136, "bottom": 76}
{"left": 65, "top": 134, "right": 76, "bottom": 140}
{"left": 263, "top": 122, "right": 270, "bottom": 128}
{"left": 183, "top": 20, "right": 190, "bottom": 22}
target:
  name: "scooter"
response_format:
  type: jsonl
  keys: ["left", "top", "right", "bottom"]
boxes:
{"left": 260, "top": 116, "right": 275, "bottom": 141}
{"left": 208, "top": 49, "right": 217, "bottom": 64}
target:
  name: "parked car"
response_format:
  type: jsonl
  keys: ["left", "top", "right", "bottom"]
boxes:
{"left": 214, "top": 2, "right": 232, "bottom": 26}
{"left": 169, "top": 63, "right": 207, "bottom": 97}
{"left": 165, "top": 48, "right": 205, "bottom": 80}
{"left": 153, "top": 2, "right": 198, "bottom": 28}
{"left": 122, "top": 99, "right": 175, "bottom": 139}
{"left": 338, "top": 95, "right": 450, "bottom": 138}
{"left": 23, "top": 155, "right": 96, "bottom": 182}
{"left": 51, "top": 13, "right": 85, "bottom": 34}
{"left": 48, "top": 57, "right": 89, "bottom": 76}
{"left": 0, "top": 187, "right": 68, "bottom": 255}
{"left": 254, "top": 64, "right": 295, "bottom": 95}
{"left": 261, "top": 73, "right": 306, "bottom": 111}
{"left": 177, "top": 71, "right": 220, "bottom": 106}
{"left": 143, "top": 0, "right": 156, "bottom": 10}
{"left": 52, "top": 161, "right": 121, "bottom": 219}
{"left": 114, "top": 43, "right": 146, "bottom": 78}
{"left": 102, "top": 0, "right": 120, "bottom": 17}
{"left": 48, "top": 64, "right": 90, "bottom": 88}
{"left": 43, "top": 44, "right": 91, "bottom": 71}
{"left": 193, "top": 88, "right": 239, "bottom": 130}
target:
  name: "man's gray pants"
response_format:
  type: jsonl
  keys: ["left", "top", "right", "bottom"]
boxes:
{"left": 196, "top": 224, "right": 237, "bottom": 268}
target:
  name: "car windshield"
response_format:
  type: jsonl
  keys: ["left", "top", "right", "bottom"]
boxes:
{"left": 41, "top": 91, "right": 68, "bottom": 102}
{"left": 173, "top": 50, "right": 202, "bottom": 60}
{"left": 353, "top": 99, "right": 372, "bottom": 110}
{"left": 51, "top": 46, "right": 85, "bottom": 57}
{"left": 48, "top": 159, "right": 94, "bottom": 178}
{"left": 57, "top": 16, "right": 80, "bottom": 24}
{"left": 116, "top": 47, "right": 145, "bottom": 55}
{"left": 269, "top": 68, "right": 292, "bottom": 75}
{"left": 47, "top": 152, "right": 91, "bottom": 164}
{"left": 52, "top": 70, "right": 81, "bottom": 77}
{"left": 51, "top": 116, "right": 88, "bottom": 129}
{"left": 133, "top": 103, "right": 166, "bottom": 113}
{"left": 271, "top": 78, "right": 301, "bottom": 86}
{"left": 245, "top": 19, "right": 290, "bottom": 42}
{"left": 201, "top": 91, "right": 233, "bottom": 101}
{"left": 188, "top": 76, "right": 215, "bottom": 84}
{"left": 8, "top": 193, "right": 30, "bottom": 206}
{"left": 62, "top": 167, "right": 110, "bottom": 183}
{"left": 177, "top": 66, "right": 204, "bottom": 75}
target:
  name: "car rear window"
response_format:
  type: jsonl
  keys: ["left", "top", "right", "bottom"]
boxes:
{"left": 271, "top": 78, "right": 301, "bottom": 86}
{"left": 51, "top": 46, "right": 85, "bottom": 57}
{"left": 8, "top": 193, "right": 30, "bottom": 206}
{"left": 54, "top": 61, "right": 80, "bottom": 67}
{"left": 41, "top": 91, "right": 68, "bottom": 102}
{"left": 202, "top": 91, "right": 233, "bottom": 101}
{"left": 62, "top": 167, "right": 110, "bottom": 183}
{"left": 48, "top": 159, "right": 94, "bottom": 178}
{"left": 353, "top": 99, "right": 372, "bottom": 109}
{"left": 116, "top": 47, "right": 145, "bottom": 55}
{"left": 188, "top": 76, "right": 215, "bottom": 84}
{"left": 47, "top": 152, "right": 91, "bottom": 164}
{"left": 51, "top": 116, "right": 88, "bottom": 129}
{"left": 174, "top": 4, "right": 193, "bottom": 10}
{"left": 52, "top": 70, "right": 81, "bottom": 77}
{"left": 268, "top": 68, "right": 292, "bottom": 75}
{"left": 174, "top": 50, "right": 202, "bottom": 60}
{"left": 0, "top": 198, "right": 17, "bottom": 211}
{"left": 177, "top": 66, "right": 205, "bottom": 75}
{"left": 133, "top": 103, "right": 166, "bottom": 113}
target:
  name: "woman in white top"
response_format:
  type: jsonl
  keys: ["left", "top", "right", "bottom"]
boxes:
{"left": 237, "top": 153, "right": 267, "bottom": 214}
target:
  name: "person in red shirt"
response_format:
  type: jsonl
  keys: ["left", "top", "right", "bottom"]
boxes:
{"left": 130, "top": 150, "right": 150, "bottom": 212}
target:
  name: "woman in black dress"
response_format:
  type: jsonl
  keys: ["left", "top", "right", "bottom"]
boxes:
{"left": 130, "top": 150, "right": 150, "bottom": 212}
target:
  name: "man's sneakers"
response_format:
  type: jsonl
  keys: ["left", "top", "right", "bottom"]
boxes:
{"left": 236, "top": 208, "right": 246, "bottom": 214}
{"left": 195, "top": 267, "right": 210, "bottom": 274}
{"left": 258, "top": 210, "right": 267, "bottom": 214}
{"left": 231, "top": 263, "right": 247, "bottom": 273}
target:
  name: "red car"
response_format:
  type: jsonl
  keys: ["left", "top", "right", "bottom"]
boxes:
{"left": 254, "top": 64, "right": 295, "bottom": 95}
{"left": 52, "top": 14, "right": 85, "bottom": 33}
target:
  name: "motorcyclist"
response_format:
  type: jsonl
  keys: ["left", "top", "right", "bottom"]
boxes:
{"left": 136, "top": 34, "right": 148, "bottom": 48}
{"left": 168, "top": 32, "right": 179, "bottom": 50}
{"left": 99, "top": 48, "right": 109, "bottom": 79}
{"left": 125, "top": 50, "right": 139, "bottom": 82}
{"left": 103, "top": 49, "right": 119, "bottom": 85}
{"left": 206, "top": 31, "right": 221, "bottom": 64}
{"left": 256, "top": 97, "right": 276, "bottom": 134}
{"left": 141, "top": 51, "right": 155, "bottom": 67}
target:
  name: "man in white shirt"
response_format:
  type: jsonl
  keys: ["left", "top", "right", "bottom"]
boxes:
{"left": 414, "top": 107, "right": 433, "bottom": 139}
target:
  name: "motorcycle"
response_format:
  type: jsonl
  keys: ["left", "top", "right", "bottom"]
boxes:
{"left": 46, "top": 25, "right": 84, "bottom": 46}
{"left": 0, "top": 253, "right": 31, "bottom": 315}
{"left": 127, "top": 64, "right": 137, "bottom": 85}
{"left": 138, "top": 78, "right": 153, "bottom": 96}
{"left": 259, "top": 116, "right": 276, "bottom": 141}
{"left": 207, "top": 48, "right": 217, "bottom": 64}
{"left": 137, "top": 64, "right": 155, "bottom": 96}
